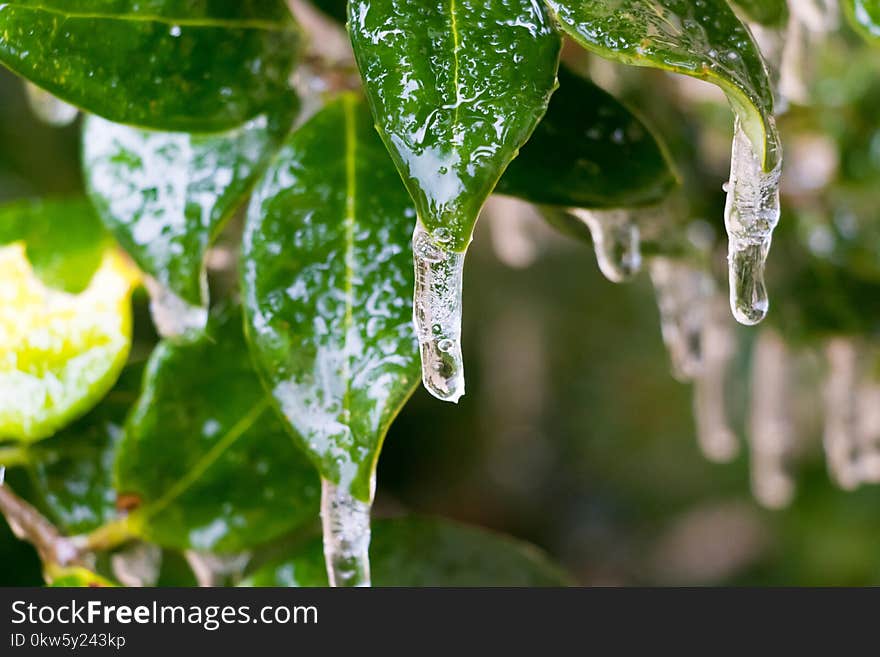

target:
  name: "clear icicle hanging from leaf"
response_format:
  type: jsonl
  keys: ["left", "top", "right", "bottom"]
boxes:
{"left": 693, "top": 299, "right": 740, "bottom": 464}
{"left": 321, "top": 480, "right": 372, "bottom": 587}
{"left": 724, "top": 117, "right": 783, "bottom": 326}
{"left": 748, "top": 330, "right": 796, "bottom": 509}
{"left": 822, "top": 339, "right": 880, "bottom": 490}
{"left": 348, "top": 0, "right": 561, "bottom": 403}
{"left": 23, "top": 82, "right": 78, "bottom": 127}
{"left": 571, "top": 209, "right": 642, "bottom": 284}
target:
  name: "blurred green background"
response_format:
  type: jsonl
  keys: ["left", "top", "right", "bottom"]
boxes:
{"left": 3, "top": 46, "right": 880, "bottom": 587}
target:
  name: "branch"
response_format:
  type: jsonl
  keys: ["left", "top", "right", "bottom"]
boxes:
{"left": 0, "top": 482, "right": 81, "bottom": 569}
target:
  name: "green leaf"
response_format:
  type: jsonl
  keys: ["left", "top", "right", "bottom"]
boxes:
{"left": 496, "top": 65, "right": 677, "bottom": 209}
{"left": 0, "top": 200, "right": 139, "bottom": 443}
{"left": 22, "top": 366, "right": 143, "bottom": 536}
{"left": 82, "top": 101, "right": 297, "bottom": 307}
{"left": 0, "top": 199, "right": 111, "bottom": 294}
{"left": 0, "top": 1, "right": 300, "bottom": 132}
{"left": 845, "top": 0, "right": 880, "bottom": 42}
{"left": 348, "top": 0, "right": 561, "bottom": 251}
{"left": 545, "top": 0, "right": 780, "bottom": 170}
{"left": 242, "top": 94, "right": 419, "bottom": 502}
{"left": 115, "top": 305, "right": 320, "bottom": 552}
{"left": 729, "top": 0, "right": 789, "bottom": 27}
{"left": 241, "top": 517, "right": 572, "bottom": 586}
{"left": 48, "top": 566, "right": 116, "bottom": 587}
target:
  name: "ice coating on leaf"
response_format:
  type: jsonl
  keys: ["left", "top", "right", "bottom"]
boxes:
{"left": 649, "top": 258, "right": 716, "bottom": 381}
{"left": 83, "top": 112, "right": 292, "bottom": 309}
{"left": 321, "top": 478, "right": 372, "bottom": 587}
{"left": 241, "top": 95, "right": 420, "bottom": 504}
{"left": 143, "top": 277, "right": 209, "bottom": 339}
{"left": 693, "top": 299, "right": 739, "bottom": 463}
{"left": 570, "top": 209, "right": 642, "bottom": 283}
{"left": 823, "top": 339, "right": 880, "bottom": 490}
{"left": 724, "top": 118, "right": 783, "bottom": 326}
{"left": 412, "top": 223, "right": 466, "bottom": 403}
{"left": 23, "top": 82, "right": 78, "bottom": 127}
{"left": 749, "top": 330, "right": 796, "bottom": 509}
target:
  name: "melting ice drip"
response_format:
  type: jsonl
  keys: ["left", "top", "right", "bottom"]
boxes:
{"left": 823, "top": 339, "right": 880, "bottom": 490}
{"left": 143, "top": 276, "right": 209, "bottom": 339}
{"left": 320, "top": 478, "right": 372, "bottom": 587}
{"left": 412, "top": 222, "right": 466, "bottom": 403}
{"left": 23, "top": 82, "right": 78, "bottom": 127}
{"left": 570, "top": 209, "right": 642, "bottom": 283}
{"left": 748, "top": 330, "right": 796, "bottom": 509}
{"left": 723, "top": 118, "right": 783, "bottom": 326}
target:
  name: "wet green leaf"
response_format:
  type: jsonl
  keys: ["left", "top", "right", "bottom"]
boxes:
{"left": 0, "top": 1, "right": 300, "bottom": 132}
{"left": 496, "top": 65, "right": 677, "bottom": 209}
{"left": 0, "top": 200, "right": 139, "bottom": 443}
{"left": 729, "top": 0, "right": 789, "bottom": 27}
{"left": 241, "top": 517, "right": 572, "bottom": 586}
{"left": 349, "top": 0, "right": 561, "bottom": 251}
{"left": 242, "top": 94, "right": 420, "bottom": 502}
{"left": 0, "top": 199, "right": 111, "bottom": 294}
{"left": 83, "top": 102, "right": 297, "bottom": 307}
{"left": 545, "top": 0, "right": 779, "bottom": 170}
{"left": 115, "top": 306, "right": 320, "bottom": 553}
{"left": 22, "top": 366, "right": 143, "bottom": 536}
{"left": 845, "top": 0, "right": 880, "bottom": 42}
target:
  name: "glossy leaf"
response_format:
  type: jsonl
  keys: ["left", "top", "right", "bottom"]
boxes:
{"left": 545, "top": 0, "right": 780, "bottom": 170}
{"left": 0, "top": 1, "right": 299, "bottom": 132}
{"left": 24, "top": 366, "right": 143, "bottom": 536}
{"left": 0, "top": 200, "right": 139, "bottom": 443}
{"left": 349, "top": 0, "right": 561, "bottom": 251}
{"left": 496, "top": 65, "right": 677, "bottom": 208}
{"left": 729, "top": 0, "right": 789, "bottom": 26}
{"left": 241, "top": 517, "right": 572, "bottom": 586}
{"left": 83, "top": 102, "right": 297, "bottom": 307}
{"left": 115, "top": 306, "right": 320, "bottom": 552}
{"left": 845, "top": 0, "right": 880, "bottom": 42}
{"left": 242, "top": 94, "right": 420, "bottom": 502}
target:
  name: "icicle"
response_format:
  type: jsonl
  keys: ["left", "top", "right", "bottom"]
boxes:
{"left": 111, "top": 542, "right": 162, "bottom": 587}
{"left": 570, "top": 208, "right": 642, "bottom": 283}
{"left": 143, "top": 276, "right": 208, "bottom": 339}
{"left": 320, "top": 478, "right": 372, "bottom": 587}
{"left": 822, "top": 339, "right": 880, "bottom": 489}
{"left": 23, "top": 82, "right": 78, "bottom": 127}
{"left": 412, "top": 222, "right": 466, "bottom": 403}
{"left": 649, "top": 258, "right": 715, "bottom": 382}
{"left": 748, "top": 330, "right": 796, "bottom": 509}
{"left": 184, "top": 551, "right": 250, "bottom": 587}
{"left": 724, "top": 117, "right": 782, "bottom": 326}
{"left": 693, "top": 298, "right": 740, "bottom": 463}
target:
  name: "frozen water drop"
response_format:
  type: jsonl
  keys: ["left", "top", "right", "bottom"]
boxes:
{"left": 144, "top": 276, "right": 208, "bottom": 339}
{"left": 749, "top": 330, "right": 796, "bottom": 508}
{"left": 693, "top": 298, "right": 740, "bottom": 463}
{"left": 571, "top": 208, "right": 642, "bottom": 283}
{"left": 23, "top": 81, "right": 78, "bottom": 127}
{"left": 412, "top": 222, "right": 466, "bottom": 403}
{"left": 724, "top": 118, "right": 782, "bottom": 326}
{"left": 649, "top": 258, "right": 716, "bottom": 382}
{"left": 321, "top": 478, "right": 371, "bottom": 587}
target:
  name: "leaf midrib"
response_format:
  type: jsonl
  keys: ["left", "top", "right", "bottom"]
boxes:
{"left": 2, "top": 4, "right": 296, "bottom": 33}
{"left": 340, "top": 95, "right": 357, "bottom": 440}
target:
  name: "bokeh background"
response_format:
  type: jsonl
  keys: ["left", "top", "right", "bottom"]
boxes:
{"left": 3, "top": 25, "right": 880, "bottom": 586}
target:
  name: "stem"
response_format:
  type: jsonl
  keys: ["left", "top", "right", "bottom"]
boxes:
{"left": 0, "top": 483, "right": 80, "bottom": 568}
{"left": 78, "top": 515, "right": 140, "bottom": 553}
{"left": 320, "top": 478, "right": 372, "bottom": 587}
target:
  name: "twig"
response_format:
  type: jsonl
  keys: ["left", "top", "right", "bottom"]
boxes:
{"left": 0, "top": 483, "right": 81, "bottom": 569}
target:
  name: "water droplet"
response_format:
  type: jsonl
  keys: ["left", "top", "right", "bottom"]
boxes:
{"left": 321, "top": 478, "right": 372, "bottom": 587}
{"left": 571, "top": 209, "right": 642, "bottom": 283}
{"left": 412, "top": 222, "right": 466, "bottom": 403}
{"left": 724, "top": 117, "right": 782, "bottom": 326}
